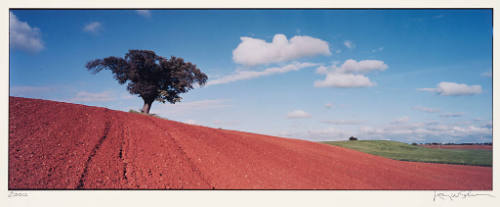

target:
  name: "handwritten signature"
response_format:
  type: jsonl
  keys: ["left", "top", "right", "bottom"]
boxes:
{"left": 8, "top": 191, "right": 29, "bottom": 198}
{"left": 433, "top": 191, "right": 495, "bottom": 201}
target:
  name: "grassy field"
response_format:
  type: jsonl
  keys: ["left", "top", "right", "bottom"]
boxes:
{"left": 322, "top": 140, "right": 492, "bottom": 166}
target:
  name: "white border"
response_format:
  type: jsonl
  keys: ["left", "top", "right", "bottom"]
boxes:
{"left": 1, "top": 1, "right": 498, "bottom": 207}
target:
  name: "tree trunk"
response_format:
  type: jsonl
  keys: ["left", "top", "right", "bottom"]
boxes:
{"left": 141, "top": 99, "right": 154, "bottom": 114}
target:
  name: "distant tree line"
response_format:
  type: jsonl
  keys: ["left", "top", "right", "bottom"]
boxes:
{"left": 413, "top": 142, "right": 492, "bottom": 146}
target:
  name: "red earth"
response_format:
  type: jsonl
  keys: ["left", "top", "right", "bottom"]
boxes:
{"left": 420, "top": 144, "right": 492, "bottom": 150}
{"left": 9, "top": 97, "right": 492, "bottom": 190}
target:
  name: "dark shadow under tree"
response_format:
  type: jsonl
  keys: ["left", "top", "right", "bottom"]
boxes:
{"left": 86, "top": 50, "right": 208, "bottom": 114}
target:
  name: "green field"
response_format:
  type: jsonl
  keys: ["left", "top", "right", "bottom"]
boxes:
{"left": 322, "top": 140, "right": 492, "bottom": 166}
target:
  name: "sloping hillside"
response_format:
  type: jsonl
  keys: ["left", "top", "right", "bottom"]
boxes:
{"left": 9, "top": 97, "right": 492, "bottom": 190}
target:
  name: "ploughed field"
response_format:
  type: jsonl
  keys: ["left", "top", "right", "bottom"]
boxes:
{"left": 9, "top": 97, "right": 492, "bottom": 190}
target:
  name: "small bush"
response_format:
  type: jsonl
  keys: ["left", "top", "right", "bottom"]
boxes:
{"left": 349, "top": 136, "right": 358, "bottom": 141}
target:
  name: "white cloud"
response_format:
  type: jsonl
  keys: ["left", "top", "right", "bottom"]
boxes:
{"left": 314, "top": 59, "right": 388, "bottom": 88}
{"left": 10, "top": 12, "right": 44, "bottom": 53}
{"left": 335, "top": 49, "right": 342, "bottom": 54}
{"left": 418, "top": 82, "right": 482, "bottom": 96}
{"left": 83, "top": 22, "right": 102, "bottom": 34}
{"left": 321, "top": 120, "right": 363, "bottom": 125}
{"left": 232, "top": 34, "right": 331, "bottom": 66}
{"left": 287, "top": 110, "right": 311, "bottom": 119}
{"left": 337, "top": 59, "right": 388, "bottom": 73}
{"left": 136, "top": 10, "right": 152, "bottom": 18}
{"left": 277, "top": 119, "right": 491, "bottom": 143}
{"left": 361, "top": 123, "right": 491, "bottom": 140}
{"left": 413, "top": 106, "right": 440, "bottom": 113}
{"left": 324, "top": 103, "right": 333, "bottom": 109}
{"left": 450, "top": 125, "right": 490, "bottom": 134}
{"left": 440, "top": 112, "right": 464, "bottom": 118}
{"left": 206, "top": 62, "right": 318, "bottom": 86}
{"left": 343, "top": 40, "right": 355, "bottom": 49}
{"left": 315, "top": 65, "right": 329, "bottom": 74}
{"left": 70, "top": 91, "right": 115, "bottom": 102}
{"left": 355, "top": 121, "right": 492, "bottom": 144}
{"left": 314, "top": 72, "right": 375, "bottom": 88}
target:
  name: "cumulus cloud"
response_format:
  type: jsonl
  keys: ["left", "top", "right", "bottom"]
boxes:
{"left": 232, "top": 34, "right": 331, "bottom": 66}
{"left": 314, "top": 73, "right": 375, "bottom": 88}
{"left": 324, "top": 103, "right": 333, "bottom": 109}
{"left": 314, "top": 59, "right": 388, "bottom": 88}
{"left": 70, "top": 91, "right": 115, "bottom": 102}
{"left": 344, "top": 40, "right": 355, "bottom": 49}
{"left": 206, "top": 62, "right": 318, "bottom": 86}
{"left": 136, "top": 10, "right": 151, "bottom": 18}
{"left": 418, "top": 82, "right": 482, "bottom": 96}
{"left": 413, "top": 106, "right": 440, "bottom": 113}
{"left": 83, "top": 22, "right": 102, "bottom": 34}
{"left": 336, "top": 59, "right": 388, "bottom": 73}
{"left": 287, "top": 110, "right": 311, "bottom": 119}
{"left": 10, "top": 12, "right": 44, "bottom": 53}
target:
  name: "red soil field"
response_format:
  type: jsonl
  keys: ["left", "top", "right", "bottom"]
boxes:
{"left": 9, "top": 97, "right": 492, "bottom": 190}
{"left": 420, "top": 144, "right": 492, "bottom": 150}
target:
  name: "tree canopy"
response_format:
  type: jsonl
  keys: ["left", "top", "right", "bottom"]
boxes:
{"left": 86, "top": 50, "right": 207, "bottom": 113}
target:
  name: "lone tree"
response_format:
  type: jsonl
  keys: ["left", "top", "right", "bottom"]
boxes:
{"left": 86, "top": 50, "right": 207, "bottom": 114}
{"left": 349, "top": 136, "right": 358, "bottom": 141}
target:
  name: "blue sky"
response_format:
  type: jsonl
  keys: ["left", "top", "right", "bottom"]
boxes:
{"left": 10, "top": 9, "right": 492, "bottom": 143}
